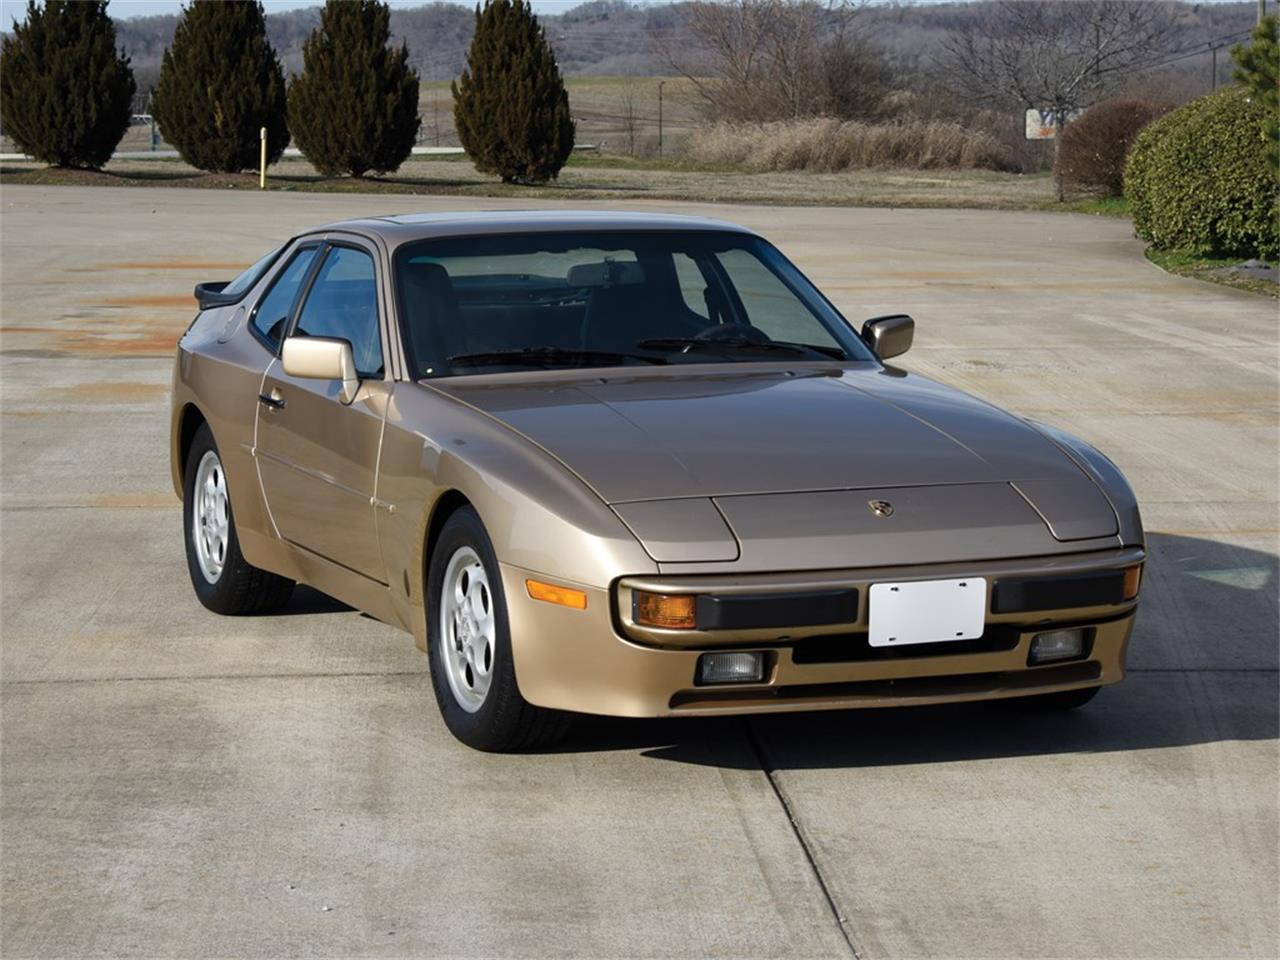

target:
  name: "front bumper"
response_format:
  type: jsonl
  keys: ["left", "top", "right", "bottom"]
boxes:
{"left": 502, "top": 547, "right": 1142, "bottom": 718}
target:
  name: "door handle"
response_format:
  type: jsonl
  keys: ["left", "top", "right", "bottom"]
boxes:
{"left": 258, "top": 390, "right": 285, "bottom": 410}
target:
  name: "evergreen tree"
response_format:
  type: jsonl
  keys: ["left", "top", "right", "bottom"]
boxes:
{"left": 151, "top": 0, "right": 288, "bottom": 173}
{"left": 0, "top": 0, "right": 135, "bottom": 170}
{"left": 1232, "top": 15, "right": 1279, "bottom": 179}
{"left": 287, "top": 0, "right": 420, "bottom": 177}
{"left": 453, "top": 0, "right": 574, "bottom": 183}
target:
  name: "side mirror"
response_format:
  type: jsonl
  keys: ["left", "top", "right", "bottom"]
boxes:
{"left": 861, "top": 314, "right": 914, "bottom": 361}
{"left": 282, "top": 336, "right": 359, "bottom": 404}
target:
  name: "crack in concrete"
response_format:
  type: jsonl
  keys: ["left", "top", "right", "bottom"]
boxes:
{"left": 745, "top": 717, "right": 863, "bottom": 959}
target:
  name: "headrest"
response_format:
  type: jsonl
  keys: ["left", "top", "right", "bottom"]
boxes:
{"left": 401, "top": 260, "right": 451, "bottom": 288}
{"left": 566, "top": 260, "right": 645, "bottom": 288}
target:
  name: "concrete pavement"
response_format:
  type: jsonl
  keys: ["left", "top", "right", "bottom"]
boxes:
{"left": 1, "top": 185, "right": 1276, "bottom": 957}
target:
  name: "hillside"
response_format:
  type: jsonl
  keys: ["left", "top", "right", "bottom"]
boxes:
{"left": 104, "top": 0, "right": 1260, "bottom": 95}
{"left": 3, "top": 0, "right": 1263, "bottom": 168}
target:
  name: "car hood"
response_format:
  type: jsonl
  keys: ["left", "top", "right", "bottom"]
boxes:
{"left": 435, "top": 365, "right": 1123, "bottom": 567}
{"left": 435, "top": 365, "right": 1095, "bottom": 503}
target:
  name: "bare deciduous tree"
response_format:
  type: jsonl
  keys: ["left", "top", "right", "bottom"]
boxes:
{"left": 619, "top": 88, "right": 638, "bottom": 155}
{"left": 939, "top": 0, "right": 1177, "bottom": 196}
{"left": 655, "top": 0, "right": 887, "bottom": 123}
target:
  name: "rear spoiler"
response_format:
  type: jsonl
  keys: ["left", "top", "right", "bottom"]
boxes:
{"left": 194, "top": 281, "right": 240, "bottom": 310}
{"left": 193, "top": 241, "right": 292, "bottom": 310}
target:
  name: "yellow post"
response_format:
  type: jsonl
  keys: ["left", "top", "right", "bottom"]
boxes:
{"left": 259, "top": 126, "right": 267, "bottom": 189}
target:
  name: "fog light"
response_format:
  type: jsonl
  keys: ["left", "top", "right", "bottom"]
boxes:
{"left": 697, "top": 651, "right": 765, "bottom": 685}
{"left": 1029, "top": 628, "right": 1086, "bottom": 665}
{"left": 634, "top": 591, "right": 697, "bottom": 629}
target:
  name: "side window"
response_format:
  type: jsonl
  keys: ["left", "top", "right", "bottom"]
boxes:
{"left": 292, "top": 246, "right": 383, "bottom": 378}
{"left": 672, "top": 253, "right": 711, "bottom": 322}
{"left": 250, "top": 246, "right": 319, "bottom": 349}
{"left": 715, "top": 247, "right": 830, "bottom": 345}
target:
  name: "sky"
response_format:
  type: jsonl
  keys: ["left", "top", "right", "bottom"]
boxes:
{"left": 1, "top": 0, "right": 1261, "bottom": 28}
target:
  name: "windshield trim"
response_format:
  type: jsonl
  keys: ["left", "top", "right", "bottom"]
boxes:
{"left": 415, "top": 357, "right": 878, "bottom": 388}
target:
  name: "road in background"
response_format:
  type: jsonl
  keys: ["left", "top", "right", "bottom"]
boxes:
{"left": 1, "top": 75, "right": 700, "bottom": 159}
{"left": 1, "top": 186, "right": 1276, "bottom": 958}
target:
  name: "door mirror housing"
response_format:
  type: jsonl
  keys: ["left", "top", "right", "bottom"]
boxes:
{"left": 282, "top": 336, "right": 359, "bottom": 404}
{"left": 861, "top": 314, "right": 914, "bottom": 361}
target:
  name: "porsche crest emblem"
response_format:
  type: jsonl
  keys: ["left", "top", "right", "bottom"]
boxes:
{"left": 867, "top": 499, "right": 894, "bottom": 518}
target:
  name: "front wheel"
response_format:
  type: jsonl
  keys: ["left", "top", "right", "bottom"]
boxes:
{"left": 426, "top": 507, "right": 571, "bottom": 751}
{"left": 183, "top": 423, "right": 294, "bottom": 615}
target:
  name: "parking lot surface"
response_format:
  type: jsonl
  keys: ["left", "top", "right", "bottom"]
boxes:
{"left": 1, "top": 186, "right": 1276, "bottom": 958}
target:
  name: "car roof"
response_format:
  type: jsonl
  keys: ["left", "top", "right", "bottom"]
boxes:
{"left": 305, "top": 210, "right": 758, "bottom": 247}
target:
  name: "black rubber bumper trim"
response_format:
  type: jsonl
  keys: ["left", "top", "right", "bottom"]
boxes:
{"left": 694, "top": 588, "right": 859, "bottom": 631}
{"left": 991, "top": 570, "right": 1127, "bottom": 613}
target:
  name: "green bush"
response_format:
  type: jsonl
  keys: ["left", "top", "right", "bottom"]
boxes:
{"left": 287, "top": 0, "right": 420, "bottom": 177}
{"left": 152, "top": 0, "right": 289, "bottom": 173}
{"left": 1057, "top": 99, "right": 1170, "bottom": 199}
{"left": 453, "top": 0, "right": 574, "bottom": 184}
{"left": 1125, "top": 87, "right": 1278, "bottom": 261}
{"left": 0, "top": 0, "right": 135, "bottom": 169}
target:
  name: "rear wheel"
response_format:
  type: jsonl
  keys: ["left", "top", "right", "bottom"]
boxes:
{"left": 183, "top": 423, "right": 294, "bottom": 615}
{"left": 427, "top": 507, "right": 571, "bottom": 751}
{"left": 1004, "top": 686, "right": 1101, "bottom": 712}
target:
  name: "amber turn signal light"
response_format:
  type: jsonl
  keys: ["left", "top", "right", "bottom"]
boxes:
{"left": 633, "top": 591, "right": 698, "bottom": 629}
{"left": 526, "top": 579, "right": 587, "bottom": 610}
{"left": 1121, "top": 564, "right": 1142, "bottom": 601}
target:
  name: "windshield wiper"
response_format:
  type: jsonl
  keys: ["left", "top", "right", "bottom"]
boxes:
{"left": 637, "top": 337, "right": 847, "bottom": 360}
{"left": 447, "top": 346, "right": 668, "bottom": 368}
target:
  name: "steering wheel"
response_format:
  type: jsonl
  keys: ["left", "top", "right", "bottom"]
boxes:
{"left": 691, "top": 322, "right": 771, "bottom": 345}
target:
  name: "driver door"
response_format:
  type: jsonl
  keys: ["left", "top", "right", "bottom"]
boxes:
{"left": 255, "top": 241, "right": 389, "bottom": 583}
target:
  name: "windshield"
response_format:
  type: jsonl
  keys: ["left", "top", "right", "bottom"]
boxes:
{"left": 393, "top": 230, "right": 872, "bottom": 378}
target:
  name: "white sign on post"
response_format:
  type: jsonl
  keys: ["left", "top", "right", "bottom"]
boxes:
{"left": 1025, "top": 107, "right": 1081, "bottom": 140}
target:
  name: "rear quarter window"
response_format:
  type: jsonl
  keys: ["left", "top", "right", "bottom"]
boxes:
{"left": 221, "top": 246, "right": 282, "bottom": 300}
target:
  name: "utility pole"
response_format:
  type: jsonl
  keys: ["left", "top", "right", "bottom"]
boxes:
{"left": 657, "top": 80, "right": 664, "bottom": 160}
{"left": 1211, "top": 43, "right": 1218, "bottom": 90}
{"left": 1260, "top": 0, "right": 1266, "bottom": 26}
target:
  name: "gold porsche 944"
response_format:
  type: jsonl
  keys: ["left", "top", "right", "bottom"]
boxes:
{"left": 171, "top": 212, "right": 1143, "bottom": 750}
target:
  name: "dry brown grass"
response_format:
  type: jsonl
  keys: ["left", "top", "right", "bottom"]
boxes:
{"left": 684, "top": 118, "right": 1013, "bottom": 172}
{"left": 1, "top": 153, "right": 1056, "bottom": 210}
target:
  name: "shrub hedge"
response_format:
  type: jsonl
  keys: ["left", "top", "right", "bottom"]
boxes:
{"left": 152, "top": 0, "right": 289, "bottom": 173}
{"left": 453, "top": 0, "right": 574, "bottom": 184}
{"left": 287, "top": 0, "right": 420, "bottom": 178}
{"left": 1125, "top": 87, "right": 1278, "bottom": 261}
{"left": 0, "top": 0, "right": 135, "bottom": 170}
{"left": 1056, "top": 99, "right": 1169, "bottom": 199}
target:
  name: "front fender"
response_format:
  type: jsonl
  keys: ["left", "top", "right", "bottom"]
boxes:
{"left": 1026, "top": 419, "right": 1144, "bottom": 548}
{"left": 374, "top": 382, "right": 657, "bottom": 651}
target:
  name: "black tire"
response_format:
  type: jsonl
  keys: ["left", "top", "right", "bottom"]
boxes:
{"left": 1003, "top": 685, "right": 1101, "bottom": 712}
{"left": 426, "top": 506, "right": 571, "bottom": 752}
{"left": 183, "top": 423, "right": 295, "bottom": 615}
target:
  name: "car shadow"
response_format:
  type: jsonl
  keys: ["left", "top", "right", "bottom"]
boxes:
{"left": 550, "top": 531, "right": 1279, "bottom": 769}
{"left": 259, "top": 584, "right": 354, "bottom": 616}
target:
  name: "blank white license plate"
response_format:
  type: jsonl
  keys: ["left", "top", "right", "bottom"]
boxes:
{"left": 868, "top": 577, "right": 987, "bottom": 648}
